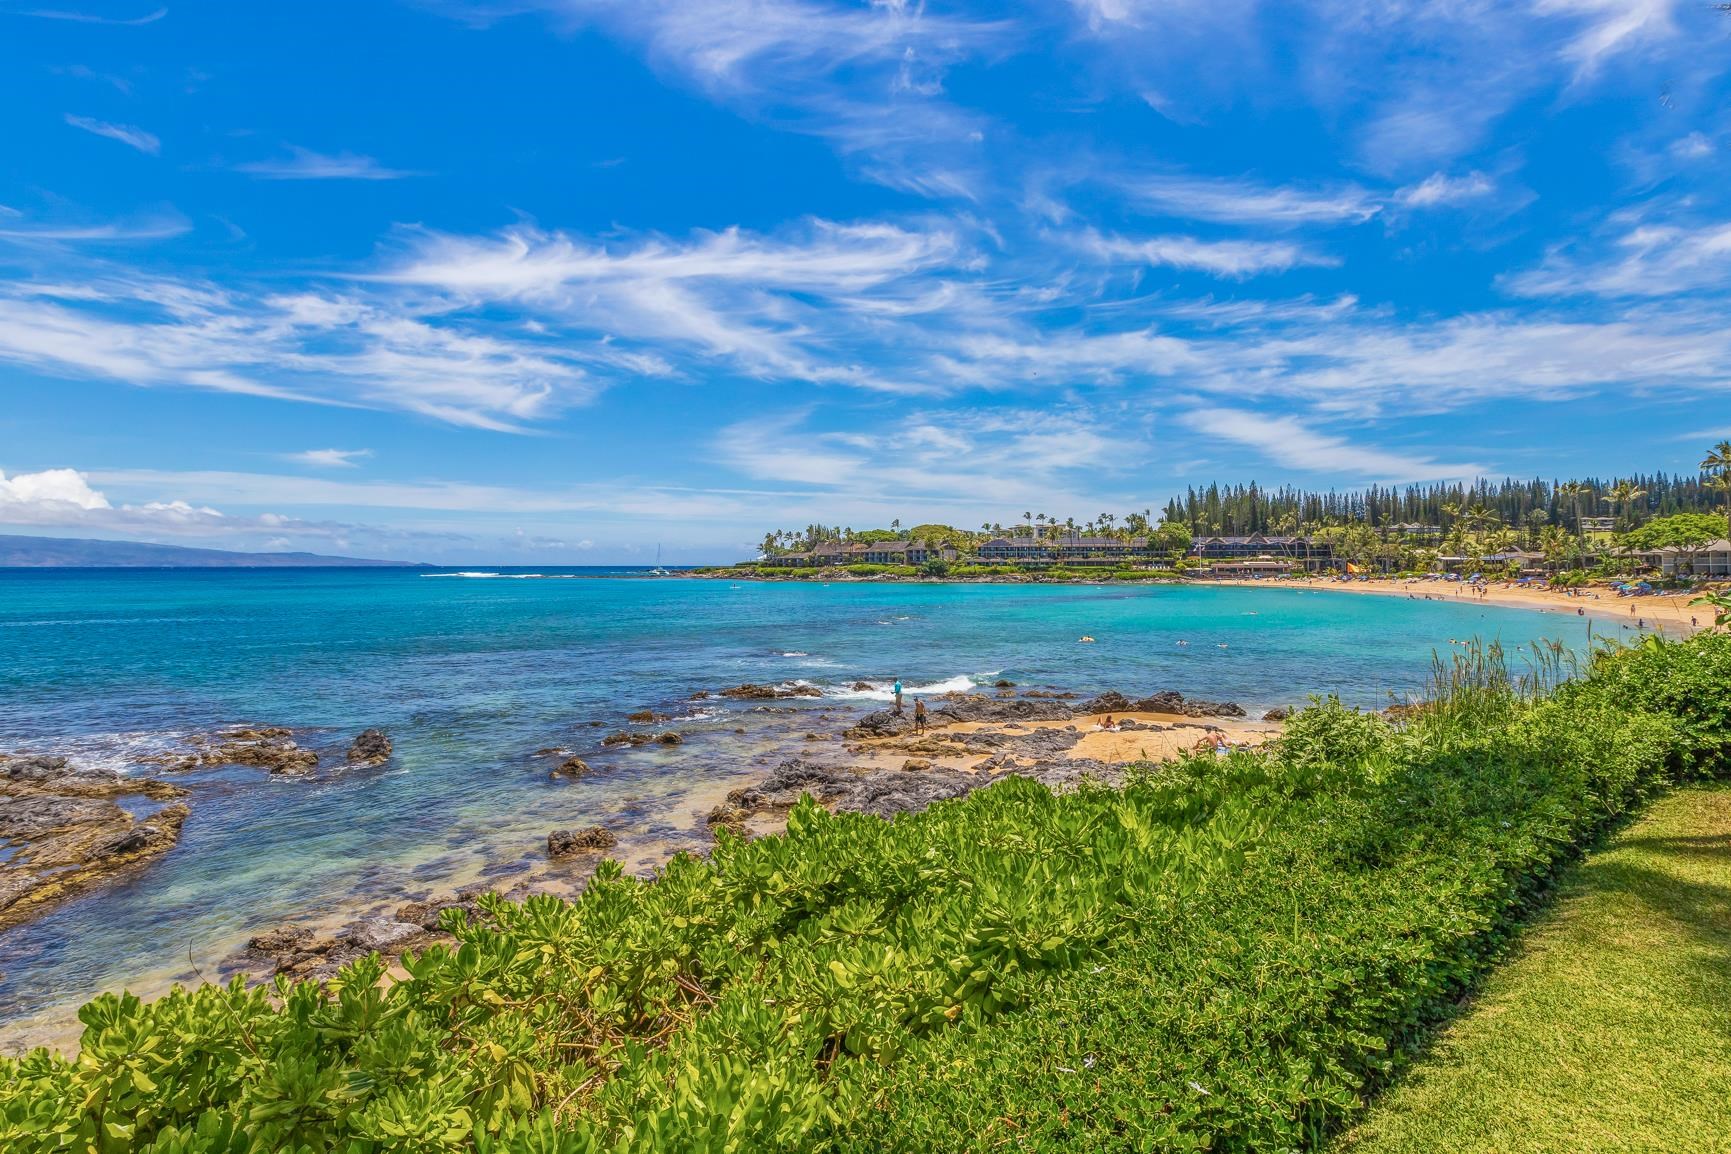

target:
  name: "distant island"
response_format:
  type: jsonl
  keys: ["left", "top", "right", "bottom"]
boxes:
{"left": 0, "top": 534, "right": 428, "bottom": 569}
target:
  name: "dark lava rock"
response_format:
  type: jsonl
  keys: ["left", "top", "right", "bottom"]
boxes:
{"left": 851, "top": 681, "right": 876, "bottom": 691}
{"left": 1262, "top": 707, "right": 1292, "bottom": 722}
{"left": 1079, "top": 691, "right": 1135, "bottom": 714}
{"left": 0, "top": 754, "right": 71, "bottom": 781}
{"left": 718, "top": 683, "right": 822, "bottom": 700}
{"left": 656, "top": 731, "right": 683, "bottom": 746}
{"left": 1129, "top": 691, "right": 1247, "bottom": 719}
{"left": 548, "top": 826, "right": 618, "bottom": 859}
{"left": 346, "top": 728, "right": 392, "bottom": 768}
{"left": 551, "top": 756, "right": 590, "bottom": 779}
{"left": 627, "top": 710, "right": 668, "bottom": 723}
{"left": 844, "top": 710, "right": 915, "bottom": 739}
{"left": 994, "top": 679, "right": 1016, "bottom": 688}
{"left": 934, "top": 695, "right": 1075, "bottom": 723}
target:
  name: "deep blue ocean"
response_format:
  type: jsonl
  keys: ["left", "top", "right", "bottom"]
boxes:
{"left": 0, "top": 568, "right": 1601, "bottom": 1046}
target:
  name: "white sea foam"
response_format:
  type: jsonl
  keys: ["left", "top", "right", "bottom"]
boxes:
{"left": 421, "top": 571, "right": 502, "bottom": 578}
{"left": 25, "top": 729, "right": 191, "bottom": 775}
{"left": 825, "top": 674, "right": 979, "bottom": 702}
{"left": 780, "top": 651, "right": 809, "bottom": 657}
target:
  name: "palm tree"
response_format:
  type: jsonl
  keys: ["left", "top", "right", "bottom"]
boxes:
{"left": 1555, "top": 480, "right": 1591, "bottom": 565}
{"left": 1603, "top": 481, "right": 1647, "bottom": 532}
{"left": 1702, "top": 441, "right": 1731, "bottom": 538}
{"left": 1023, "top": 511, "right": 1033, "bottom": 539}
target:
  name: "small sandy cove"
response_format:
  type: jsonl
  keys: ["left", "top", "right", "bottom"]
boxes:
{"left": 1211, "top": 576, "right": 1710, "bottom": 635}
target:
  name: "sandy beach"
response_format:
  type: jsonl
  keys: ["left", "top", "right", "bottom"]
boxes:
{"left": 1211, "top": 576, "right": 1710, "bottom": 637}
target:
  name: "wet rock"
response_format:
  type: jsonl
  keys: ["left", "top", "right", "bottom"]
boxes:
{"left": 718, "top": 683, "right": 823, "bottom": 700}
{"left": 0, "top": 750, "right": 191, "bottom": 932}
{"left": 346, "top": 728, "right": 392, "bottom": 768}
{"left": 247, "top": 925, "right": 316, "bottom": 957}
{"left": 344, "top": 917, "right": 423, "bottom": 953}
{"left": 198, "top": 729, "right": 319, "bottom": 775}
{"left": 901, "top": 758, "right": 932, "bottom": 772}
{"left": 656, "top": 731, "right": 683, "bottom": 746}
{"left": 396, "top": 892, "right": 491, "bottom": 930}
{"left": 547, "top": 826, "right": 618, "bottom": 859}
{"left": 706, "top": 804, "right": 751, "bottom": 840}
{"left": 994, "top": 679, "right": 1016, "bottom": 688}
{"left": 627, "top": 710, "right": 669, "bottom": 723}
{"left": 551, "top": 756, "right": 591, "bottom": 779}
{"left": 1262, "top": 706, "right": 1291, "bottom": 722}
{"left": 851, "top": 681, "right": 876, "bottom": 691}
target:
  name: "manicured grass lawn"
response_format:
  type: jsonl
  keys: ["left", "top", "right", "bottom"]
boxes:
{"left": 1333, "top": 785, "right": 1731, "bottom": 1154}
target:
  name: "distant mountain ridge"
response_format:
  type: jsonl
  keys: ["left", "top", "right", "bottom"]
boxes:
{"left": 0, "top": 534, "right": 427, "bottom": 568}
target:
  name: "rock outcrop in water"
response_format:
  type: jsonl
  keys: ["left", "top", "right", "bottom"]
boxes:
{"left": 547, "top": 826, "right": 618, "bottom": 859}
{"left": 144, "top": 727, "right": 320, "bottom": 775}
{"left": 717, "top": 683, "right": 823, "bottom": 700}
{"left": 346, "top": 729, "right": 392, "bottom": 767}
{"left": 0, "top": 752, "right": 190, "bottom": 931}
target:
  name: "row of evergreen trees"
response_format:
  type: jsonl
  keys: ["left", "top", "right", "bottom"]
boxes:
{"left": 1160, "top": 475, "right": 1725, "bottom": 536}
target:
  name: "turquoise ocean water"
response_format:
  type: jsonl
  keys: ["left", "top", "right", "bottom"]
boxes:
{"left": 0, "top": 568, "right": 1603, "bottom": 1043}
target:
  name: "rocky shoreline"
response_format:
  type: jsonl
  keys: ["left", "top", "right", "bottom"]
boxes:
{"left": 0, "top": 726, "right": 396, "bottom": 937}
{"left": 3, "top": 679, "right": 1279, "bottom": 1015}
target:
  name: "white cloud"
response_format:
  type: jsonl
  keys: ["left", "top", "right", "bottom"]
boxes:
{"left": 1109, "top": 172, "right": 1381, "bottom": 226}
{"left": 21, "top": 6, "right": 166, "bottom": 25}
{"left": 447, "top": 0, "right": 1010, "bottom": 197}
{"left": 1076, "top": 229, "right": 1332, "bottom": 277}
{"left": 64, "top": 114, "right": 160, "bottom": 155}
{"left": 1179, "top": 409, "right": 1487, "bottom": 481}
{"left": 0, "top": 274, "right": 592, "bottom": 431}
{"left": 236, "top": 146, "right": 420, "bottom": 180}
{"left": 1537, "top": 0, "right": 1679, "bottom": 80}
{"left": 1396, "top": 171, "right": 1495, "bottom": 208}
{"left": 0, "top": 467, "right": 110, "bottom": 511}
{"left": 284, "top": 448, "right": 373, "bottom": 468}
{"left": 0, "top": 209, "right": 189, "bottom": 242}
{"left": 1505, "top": 217, "right": 1731, "bottom": 298}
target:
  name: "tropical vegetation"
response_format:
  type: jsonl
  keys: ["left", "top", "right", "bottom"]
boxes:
{"left": 5, "top": 631, "right": 1731, "bottom": 1152}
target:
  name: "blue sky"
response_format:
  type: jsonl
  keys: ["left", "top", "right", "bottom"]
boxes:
{"left": 1, "top": 0, "right": 1729, "bottom": 563}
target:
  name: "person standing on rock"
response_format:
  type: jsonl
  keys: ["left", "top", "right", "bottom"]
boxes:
{"left": 893, "top": 678, "right": 904, "bottom": 714}
{"left": 913, "top": 697, "right": 927, "bottom": 733}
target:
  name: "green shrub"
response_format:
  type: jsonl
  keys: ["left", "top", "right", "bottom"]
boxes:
{"left": 7, "top": 635, "right": 1731, "bottom": 1152}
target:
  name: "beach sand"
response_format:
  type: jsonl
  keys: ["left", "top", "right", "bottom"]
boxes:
{"left": 1211, "top": 576, "right": 1709, "bottom": 636}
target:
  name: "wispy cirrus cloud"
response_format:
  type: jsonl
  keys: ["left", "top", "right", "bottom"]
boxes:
{"left": 15, "top": 5, "right": 165, "bottom": 24}
{"left": 1075, "top": 228, "right": 1332, "bottom": 277}
{"left": 1104, "top": 171, "right": 1381, "bottom": 227}
{"left": 1396, "top": 170, "right": 1496, "bottom": 209}
{"left": 64, "top": 113, "right": 159, "bottom": 154}
{"left": 236, "top": 146, "right": 420, "bottom": 180}
{"left": 1504, "top": 214, "right": 1731, "bottom": 298}
{"left": 283, "top": 448, "right": 373, "bottom": 468}
{"left": 0, "top": 273, "right": 593, "bottom": 431}
{"left": 0, "top": 207, "right": 189, "bottom": 242}
{"left": 1179, "top": 408, "right": 1487, "bottom": 482}
{"left": 442, "top": 0, "right": 1012, "bottom": 197}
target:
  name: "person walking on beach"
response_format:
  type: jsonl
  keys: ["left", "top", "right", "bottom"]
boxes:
{"left": 893, "top": 678, "right": 904, "bottom": 714}
{"left": 913, "top": 697, "right": 927, "bottom": 733}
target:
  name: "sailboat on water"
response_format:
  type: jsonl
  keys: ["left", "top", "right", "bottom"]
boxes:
{"left": 649, "top": 544, "right": 672, "bottom": 577}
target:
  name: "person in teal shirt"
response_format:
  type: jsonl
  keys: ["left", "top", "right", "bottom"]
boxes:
{"left": 893, "top": 679, "right": 903, "bottom": 714}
